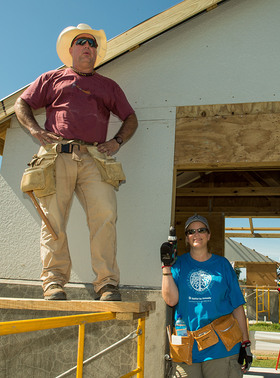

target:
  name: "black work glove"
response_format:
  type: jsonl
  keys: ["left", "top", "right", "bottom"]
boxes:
{"left": 160, "top": 241, "right": 176, "bottom": 266}
{"left": 238, "top": 340, "right": 253, "bottom": 372}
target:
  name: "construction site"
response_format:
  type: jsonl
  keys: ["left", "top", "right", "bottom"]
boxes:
{"left": 1, "top": 0, "right": 280, "bottom": 376}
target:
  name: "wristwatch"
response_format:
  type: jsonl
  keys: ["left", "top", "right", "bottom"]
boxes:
{"left": 113, "top": 136, "right": 123, "bottom": 145}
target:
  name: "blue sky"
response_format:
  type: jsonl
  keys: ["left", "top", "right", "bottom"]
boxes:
{"left": 225, "top": 218, "right": 280, "bottom": 265}
{"left": 1, "top": 1, "right": 280, "bottom": 266}
{"left": 0, "top": 0, "right": 181, "bottom": 100}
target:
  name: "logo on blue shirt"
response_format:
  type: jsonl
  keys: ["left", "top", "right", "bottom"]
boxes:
{"left": 189, "top": 270, "right": 212, "bottom": 292}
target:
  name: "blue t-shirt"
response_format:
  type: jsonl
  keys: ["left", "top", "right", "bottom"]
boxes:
{"left": 171, "top": 253, "right": 245, "bottom": 363}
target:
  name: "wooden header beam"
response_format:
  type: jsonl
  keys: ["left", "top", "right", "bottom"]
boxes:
{"left": 226, "top": 227, "right": 280, "bottom": 231}
{"left": 177, "top": 187, "right": 280, "bottom": 197}
{"left": 225, "top": 233, "right": 280, "bottom": 238}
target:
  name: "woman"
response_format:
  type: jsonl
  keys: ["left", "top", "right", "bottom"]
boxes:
{"left": 162, "top": 214, "right": 252, "bottom": 378}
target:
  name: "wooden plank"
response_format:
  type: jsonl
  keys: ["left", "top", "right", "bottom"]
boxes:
{"left": 176, "top": 187, "right": 280, "bottom": 197}
{"left": 102, "top": 0, "right": 223, "bottom": 66}
{"left": 225, "top": 233, "right": 280, "bottom": 238}
{"left": 175, "top": 162, "right": 280, "bottom": 171}
{"left": 176, "top": 208, "right": 280, "bottom": 217}
{"left": 0, "top": 118, "right": 10, "bottom": 138}
{"left": 175, "top": 112, "right": 280, "bottom": 167}
{"left": 247, "top": 263, "right": 277, "bottom": 286}
{"left": 171, "top": 167, "right": 178, "bottom": 226}
{"left": 0, "top": 89, "right": 25, "bottom": 122}
{"left": 0, "top": 298, "right": 155, "bottom": 313}
{"left": 0, "top": 139, "right": 4, "bottom": 155}
{"left": 0, "top": 118, "right": 10, "bottom": 150}
{"left": 226, "top": 227, "right": 280, "bottom": 231}
{"left": 176, "top": 101, "right": 280, "bottom": 118}
{"left": 178, "top": 209, "right": 280, "bottom": 216}
{"left": 227, "top": 215, "right": 280, "bottom": 219}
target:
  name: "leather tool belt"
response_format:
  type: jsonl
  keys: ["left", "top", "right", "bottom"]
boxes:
{"left": 169, "top": 313, "right": 243, "bottom": 366}
{"left": 21, "top": 140, "right": 126, "bottom": 195}
{"left": 56, "top": 141, "right": 126, "bottom": 189}
{"left": 20, "top": 144, "right": 58, "bottom": 198}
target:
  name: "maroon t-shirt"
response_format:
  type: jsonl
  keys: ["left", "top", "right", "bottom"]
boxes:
{"left": 20, "top": 68, "right": 135, "bottom": 143}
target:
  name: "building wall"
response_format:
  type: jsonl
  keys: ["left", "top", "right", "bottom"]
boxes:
{"left": 1, "top": 0, "right": 280, "bottom": 287}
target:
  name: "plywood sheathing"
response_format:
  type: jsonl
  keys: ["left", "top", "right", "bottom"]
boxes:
{"left": 175, "top": 101, "right": 280, "bottom": 170}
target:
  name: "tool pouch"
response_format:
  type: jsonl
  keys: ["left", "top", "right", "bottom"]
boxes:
{"left": 212, "top": 314, "right": 243, "bottom": 351}
{"left": 192, "top": 323, "right": 219, "bottom": 351}
{"left": 87, "top": 146, "right": 126, "bottom": 190}
{"left": 20, "top": 144, "right": 58, "bottom": 198}
{"left": 169, "top": 333, "right": 194, "bottom": 366}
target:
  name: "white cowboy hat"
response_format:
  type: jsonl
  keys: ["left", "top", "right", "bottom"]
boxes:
{"left": 56, "top": 23, "right": 107, "bottom": 68}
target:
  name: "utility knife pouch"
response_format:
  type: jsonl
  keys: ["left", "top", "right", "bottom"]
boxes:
{"left": 20, "top": 144, "right": 58, "bottom": 198}
{"left": 212, "top": 314, "right": 243, "bottom": 351}
{"left": 192, "top": 323, "right": 219, "bottom": 351}
{"left": 169, "top": 333, "right": 194, "bottom": 366}
{"left": 87, "top": 145, "right": 126, "bottom": 190}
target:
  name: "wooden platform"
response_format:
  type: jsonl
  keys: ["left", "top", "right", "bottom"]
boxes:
{"left": 0, "top": 298, "right": 156, "bottom": 320}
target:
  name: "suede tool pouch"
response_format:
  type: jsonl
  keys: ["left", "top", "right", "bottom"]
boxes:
{"left": 20, "top": 144, "right": 58, "bottom": 198}
{"left": 192, "top": 323, "right": 219, "bottom": 351}
{"left": 169, "top": 333, "right": 194, "bottom": 366}
{"left": 212, "top": 314, "right": 243, "bottom": 351}
{"left": 87, "top": 146, "right": 126, "bottom": 190}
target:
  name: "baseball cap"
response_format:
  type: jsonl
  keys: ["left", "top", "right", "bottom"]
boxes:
{"left": 185, "top": 214, "right": 210, "bottom": 232}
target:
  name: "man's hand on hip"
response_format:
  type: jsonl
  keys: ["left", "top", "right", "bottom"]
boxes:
{"left": 30, "top": 127, "right": 62, "bottom": 146}
{"left": 98, "top": 139, "right": 120, "bottom": 156}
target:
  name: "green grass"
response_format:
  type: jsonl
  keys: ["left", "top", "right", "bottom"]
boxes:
{"left": 249, "top": 322, "right": 280, "bottom": 332}
{"left": 249, "top": 322, "right": 280, "bottom": 368}
{"left": 252, "top": 358, "right": 277, "bottom": 369}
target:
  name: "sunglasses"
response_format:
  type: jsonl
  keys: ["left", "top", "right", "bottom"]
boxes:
{"left": 185, "top": 227, "right": 209, "bottom": 236}
{"left": 72, "top": 37, "right": 98, "bottom": 48}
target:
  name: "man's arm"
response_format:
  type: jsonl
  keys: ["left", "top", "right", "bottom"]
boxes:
{"left": 162, "top": 267, "right": 179, "bottom": 307}
{"left": 14, "top": 97, "right": 61, "bottom": 146}
{"left": 98, "top": 113, "right": 138, "bottom": 156}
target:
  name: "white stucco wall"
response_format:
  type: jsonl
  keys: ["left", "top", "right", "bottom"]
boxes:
{"left": 1, "top": 0, "right": 280, "bottom": 286}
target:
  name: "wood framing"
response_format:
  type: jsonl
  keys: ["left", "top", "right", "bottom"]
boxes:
{"left": 173, "top": 101, "right": 280, "bottom": 262}
{"left": 246, "top": 263, "right": 277, "bottom": 286}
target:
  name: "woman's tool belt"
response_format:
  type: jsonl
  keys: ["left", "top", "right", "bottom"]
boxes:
{"left": 20, "top": 144, "right": 58, "bottom": 198}
{"left": 212, "top": 313, "right": 243, "bottom": 351}
{"left": 169, "top": 334, "right": 194, "bottom": 366}
{"left": 87, "top": 145, "right": 126, "bottom": 190}
{"left": 169, "top": 313, "right": 243, "bottom": 365}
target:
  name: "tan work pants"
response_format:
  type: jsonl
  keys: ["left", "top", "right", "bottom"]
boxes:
{"left": 172, "top": 354, "right": 243, "bottom": 378}
{"left": 39, "top": 150, "right": 119, "bottom": 293}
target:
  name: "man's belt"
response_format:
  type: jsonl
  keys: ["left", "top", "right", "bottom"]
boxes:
{"left": 57, "top": 140, "right": 97, "bottom": 154}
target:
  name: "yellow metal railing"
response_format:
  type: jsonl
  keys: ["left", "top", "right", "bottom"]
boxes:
{"left": 241, "top": 285, "right": 280, "bottom": 323}
{"left": 255, "top": 286, "right": 270, "bottom": 322}
{"left": 0, "top": 311, "right": 145, "bottom": 378}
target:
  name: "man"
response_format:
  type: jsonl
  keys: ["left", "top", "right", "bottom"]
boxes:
{"left": 14, "top": 23, "right": 138, "bottom": 301}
